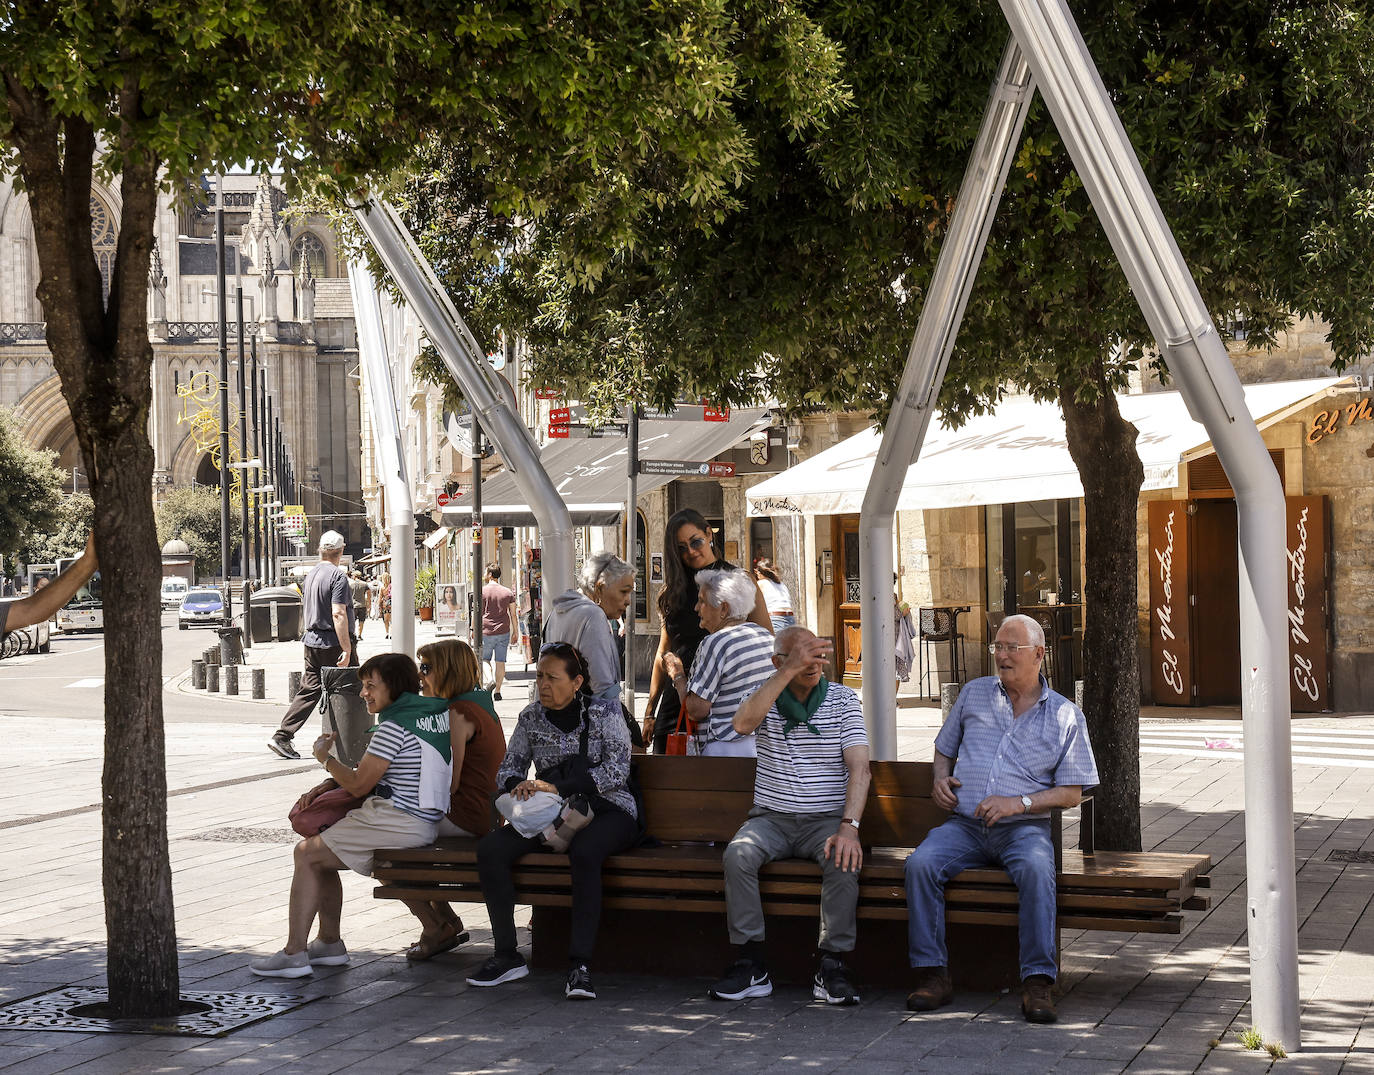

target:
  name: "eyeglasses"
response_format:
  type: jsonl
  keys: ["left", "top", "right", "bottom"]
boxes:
{"left": 678, "top": 535, "right": 710, "bottom": 553}
{"left": 989, "top": 642, "right": 1038, "bottom": 655}
{"left": 418, "top": 662, "right": 431, "bottom": 675}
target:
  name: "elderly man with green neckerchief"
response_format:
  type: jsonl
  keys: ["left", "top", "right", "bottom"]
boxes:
{"left": 707, "top": 626, "right": 871, "bottom": 1007}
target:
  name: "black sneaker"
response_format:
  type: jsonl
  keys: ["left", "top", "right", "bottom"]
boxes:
{"left": 465, "top": 953, "right": 529, "bottom": 988}
{"left": 565, "top": 964, "right": 596, "bottom": 1000}
{"left": 708, "top": 958, "right": 772, "bottom": 1000}
{"left": 812, "top": 954, "right": 860, "bottom": 1006}
{"left": 268, "top": 737, "right": 300, "bottom": 760}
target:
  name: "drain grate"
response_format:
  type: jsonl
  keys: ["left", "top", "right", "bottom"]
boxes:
{"left": 0, "top": 987, "right": 306, "bottom": 1036}
{"left": 188, "top": 827, "right": 298, "bottom": 844}
{"left": 1327, "top": 849, "right": 1374, "bottom": 864}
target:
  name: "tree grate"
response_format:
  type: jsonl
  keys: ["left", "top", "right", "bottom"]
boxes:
{"left": 1326, "top": 849, "right": 1374, "bottom": 864}
{"left": 0, "top": 987, "right": 307, "bottom": 1036}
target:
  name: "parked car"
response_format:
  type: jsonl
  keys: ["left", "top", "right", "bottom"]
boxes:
{"left": 161, "top": 576, "right": 189, "bottom": 609}
{"left": 0, "top": 600, "right": 51, "bottom": 654}
{"left": 178, "top": 587, "right": 224, "bottom": 630}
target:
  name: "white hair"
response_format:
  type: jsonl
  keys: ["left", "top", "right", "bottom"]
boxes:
{"left": 695, "top": 568, "right": 758, "bottom": 623}
{"left": 579, "top": 552, "right": 633, "bottom": 594}
{"left": 998, "top": 613, "right": 1045, "bottom": 648}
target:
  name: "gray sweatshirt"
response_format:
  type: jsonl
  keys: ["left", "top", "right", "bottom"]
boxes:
{"left": 545, "top": 589, "right": 621, "bottom": 704}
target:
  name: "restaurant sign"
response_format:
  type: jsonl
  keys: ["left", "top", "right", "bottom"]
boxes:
{"left": 1148, "top": 496, "right": 1330, "bottom": 711}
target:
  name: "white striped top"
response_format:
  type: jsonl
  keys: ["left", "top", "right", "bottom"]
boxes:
{"left": 366, "top": 721, "right": 446, "bottom": 823}
{"left": 754, "top": 681, "right": 868, "bottom": 813}
{"left": 686, "top": 621, "right": 776, "bottom": 745}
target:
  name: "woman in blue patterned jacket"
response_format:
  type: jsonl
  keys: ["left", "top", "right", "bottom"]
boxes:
{"left": 465, "top": 641, "right": 638, "bottom": 1001}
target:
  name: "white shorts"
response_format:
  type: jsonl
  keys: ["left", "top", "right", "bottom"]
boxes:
{"left": 320, "top": 796, "right": 437, "bottom": 877}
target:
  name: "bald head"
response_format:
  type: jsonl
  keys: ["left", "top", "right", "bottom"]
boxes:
{"left": 773, "top": 624, "right": 827, "bottom": 699}
{"left": 774, "top": 624, "right": 815, "bottom": 655}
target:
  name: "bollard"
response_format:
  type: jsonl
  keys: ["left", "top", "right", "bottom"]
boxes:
{"left": 940, "top": 682, "right": 961, "bottom": 721}
{"left": 288, "top": 670, "right": 302, "bottom": 697}
{"left": 224, "top": 665, "right": 239, "bottom": 696}
{"left": 190, "top": 658, "right": 206, "bottom": 689}
{"left": 204, "top": 645, "right": 220, "bottom": 667}
{"left": 218, "top": 626, "right": 245, "bottom": 666}
{"left": 251, "top": 666, "right": 266, "bottom": 699}
{"left": 206, "top": 664, "right": 220, "bottom": 692}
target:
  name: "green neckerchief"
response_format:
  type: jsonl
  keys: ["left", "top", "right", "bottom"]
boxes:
{"left": 450, "top": 687, "right": 499, "bottom": 723}
{"left": 372, "top": 692, "right": 453, "bottom": 763}
{"left": 775, "top": 677, "right": 828, "bottom": 736}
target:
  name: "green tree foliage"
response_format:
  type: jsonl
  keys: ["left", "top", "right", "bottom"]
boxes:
{"left": 0, "top": 408, "right": 65, "bottom": 557}
{"left": 154, "top": 487, "right": 237, "bottom": 580}
{"left": 405, "top": 1, "right": 1374, "bottom": 847}
{"left": 1, "top": 0, "right": 845, "bottom": 1015}
{"left": 15, "top": 491, "right": 93, "bottom": 566}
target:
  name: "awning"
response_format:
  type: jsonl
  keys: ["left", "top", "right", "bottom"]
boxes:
{"left": 422, "top": 526, "right": 451, "bottom": 549}
{"left": 442, "top": 405, "right": 770, "bottom": 527}
{"left": 747, "top": 377, "right": 1346, "bottom": 517}
{"left": 354, "top": 551, "right": 392, "bottom": 566}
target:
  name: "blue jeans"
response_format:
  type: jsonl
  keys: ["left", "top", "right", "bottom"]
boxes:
{"left": 770, "top": 613, "right": 796, "bottom": 633}
{"left": 904, "top": 814, "right": 1058, "bottom": 980}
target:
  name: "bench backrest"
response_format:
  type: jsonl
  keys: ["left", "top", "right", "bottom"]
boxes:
{"left": 634, "top": 756, "right": 946, "bottom": 847}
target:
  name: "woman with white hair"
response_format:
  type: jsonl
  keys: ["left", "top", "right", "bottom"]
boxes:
{"left": 661, "top": 567, "right": 775, "bottom": 756}
{"left": 544, "top": 552, "right": 635, "bottom": 708}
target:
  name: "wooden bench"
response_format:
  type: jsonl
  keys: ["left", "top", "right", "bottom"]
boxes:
{"left": 374, "top": 757, "right": 1211, "bottom": 989}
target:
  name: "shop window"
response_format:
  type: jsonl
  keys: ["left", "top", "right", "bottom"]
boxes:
{"left": 984, "top": 499, "right": 1082, "bottom": 615}
{"left": 749, "top": 518, "right": 773, "bottom": 569}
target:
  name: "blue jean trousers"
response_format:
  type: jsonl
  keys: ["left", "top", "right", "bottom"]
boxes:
{"left": 904, "top": 814, "right": 1058, "bottom": 980}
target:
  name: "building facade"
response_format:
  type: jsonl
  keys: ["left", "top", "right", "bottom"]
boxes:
{"left": 0, "top": 171, "right": 366, "bottom": 571}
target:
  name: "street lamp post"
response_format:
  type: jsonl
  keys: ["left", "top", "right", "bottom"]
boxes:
{"left": 215, "top": 174, "right": 233, "bottom": 626}
{"left": 235, "top": 265, "right": 251, "bottom": 584}
{"left": 250, "top": 337, "right": 261, "bottom": 582}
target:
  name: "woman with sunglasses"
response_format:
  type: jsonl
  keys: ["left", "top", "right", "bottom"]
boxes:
{"left": 645, "top": 508, "right": 772, "bottom": 752}
{"left": 397, "top": 639, "right": 507, "bottom": 961}
{"left": 466, "top": 641, "right": 637, "bottom": 1000}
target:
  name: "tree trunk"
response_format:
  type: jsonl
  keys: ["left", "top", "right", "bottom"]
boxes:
{"left": 7, "top": 88, "right": 180, "bottom": 1016}
{"left": 1060, "top": 371, "right": 1144, "bottom": 852}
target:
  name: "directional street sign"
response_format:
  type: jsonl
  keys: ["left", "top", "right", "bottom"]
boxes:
{"left": 549, "top": 406, "right": 571, "bottom": 423}
{"left": 638, "top": 459, "right": 736, "bottom": 477}
{"left": 586, "top": 424, "right": 629, "bottom": 438}
{"left": 535, "top": 387, "right": 562, "bottom": 400}
{"left": 547, "top": 423, "right": 570, "bottom": 439}
{"left": 702, "top": 401, "right": 730, "bottom": 422}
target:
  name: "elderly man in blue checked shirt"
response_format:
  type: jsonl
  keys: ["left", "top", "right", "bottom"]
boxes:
{"left": 904, "top": 613, "right": 1098, "bottom": 1024}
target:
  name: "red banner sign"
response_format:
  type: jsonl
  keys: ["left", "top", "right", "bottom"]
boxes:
{"left": 702, "top": 401, "right": 729, "bottom": 422}
{"left": 547, "top": 423, "right": 570, "bottom": 439}
{"left": 549, "top": 406, "right": 571, "bottom": 423}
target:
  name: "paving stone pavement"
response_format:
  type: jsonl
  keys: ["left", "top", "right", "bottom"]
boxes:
{"left": 3, "top": 649, "right": 1374, "bottom": 1073}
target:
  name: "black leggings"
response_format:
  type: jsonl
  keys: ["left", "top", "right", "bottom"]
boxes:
{"left": 477, "top": 808, "right": 639, "bottom": 965}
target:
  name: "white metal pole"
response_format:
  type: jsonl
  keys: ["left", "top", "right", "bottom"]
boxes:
{"left": 1000, "top": 0, "right": 1299, "bottom": 1047}
{"left": 350, "top": 198, "right": 575, "bottom": 601}
{"left": 859, "top": 40, "right": 1036, "bottom": 760}
{"left": 347, "top": 258, "right": 415, "bottom": 657}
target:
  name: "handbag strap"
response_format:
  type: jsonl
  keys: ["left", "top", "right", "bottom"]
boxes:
{"left": 674, "top": 700, "right": 690, "bottom": 735}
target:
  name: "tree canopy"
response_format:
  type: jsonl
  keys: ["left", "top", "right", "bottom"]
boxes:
{"left": 0, "top": 407, "right": 66, "bottom": 558}
{"left": 155, "top": 487, "right": 237, "bottom": 579}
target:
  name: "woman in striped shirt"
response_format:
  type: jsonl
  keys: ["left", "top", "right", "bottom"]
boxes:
{"left": 250, "top": 652, "right": 452, "bottom": 978}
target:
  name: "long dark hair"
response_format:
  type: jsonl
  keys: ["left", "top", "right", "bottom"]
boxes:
{"left": 658, "top": 507, "right": 713, "bottom": 619}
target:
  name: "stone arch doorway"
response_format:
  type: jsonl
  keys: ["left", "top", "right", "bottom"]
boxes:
{"left": 194, "top": 453, "right": 222, "bottom": 490}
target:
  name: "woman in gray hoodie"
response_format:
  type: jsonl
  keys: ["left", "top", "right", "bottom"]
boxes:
{"left": 544, "top": 552, "right": 634, "bottom": 706}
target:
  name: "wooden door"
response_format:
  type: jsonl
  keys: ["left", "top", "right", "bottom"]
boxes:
{"left": 1190, "top": 499, "right": 1240, "bottom": 705}
{"left": 834, "top": 516, "right": 863, "bottom": 685}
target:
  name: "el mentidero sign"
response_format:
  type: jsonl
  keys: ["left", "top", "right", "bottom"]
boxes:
{"left": 1148, "top": 496, "right": 1329, "bottom": 712}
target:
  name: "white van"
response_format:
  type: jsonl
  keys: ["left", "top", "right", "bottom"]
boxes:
{"left": 160, "top": 576, "right": 189, "bottom": 610}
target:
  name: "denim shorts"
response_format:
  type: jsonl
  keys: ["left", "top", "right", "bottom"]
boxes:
{"left": 481, "top": 632, "right": 511, "bottom": 663}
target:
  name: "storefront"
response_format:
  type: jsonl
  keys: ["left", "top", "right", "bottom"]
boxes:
{"left": 747, "top": 375, "right": 1364, "bottom": 711}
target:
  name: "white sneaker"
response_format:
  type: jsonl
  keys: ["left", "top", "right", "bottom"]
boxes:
{"left": 250, "top": 950, "right": 312, "bottom": 978}
{"left": 307, "top": 938, "right": 350, "bottom": 966}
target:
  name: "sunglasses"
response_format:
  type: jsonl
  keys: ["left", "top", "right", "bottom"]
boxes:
{"left": 539, "top": 641, "right": 576, "bottom": 657}
{"left": 679, "top": 535, "right": 711, "bottom": 553}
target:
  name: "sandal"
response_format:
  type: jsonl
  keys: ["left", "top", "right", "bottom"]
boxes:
{"left": 405, "top": 928, "right": 469, "bottom": 962}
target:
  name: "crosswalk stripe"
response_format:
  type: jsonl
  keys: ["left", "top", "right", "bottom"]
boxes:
{"left": 1141, "top": 746, "right": 1374, "bottom": 769}
{"left": 62, "top": 678, "right": 105, "bottom": 689}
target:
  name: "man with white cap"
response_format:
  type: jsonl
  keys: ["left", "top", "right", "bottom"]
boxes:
{"left": 269, "top": 530, "right": 357, "bottom": 759}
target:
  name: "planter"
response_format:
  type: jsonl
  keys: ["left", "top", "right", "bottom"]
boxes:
{"left": 418, "top": 606, "right": 434, "bottom": 622}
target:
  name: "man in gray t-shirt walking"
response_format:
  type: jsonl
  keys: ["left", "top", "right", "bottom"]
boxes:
{"left": 269, "top": 531, "right": 357, "bottom": 759}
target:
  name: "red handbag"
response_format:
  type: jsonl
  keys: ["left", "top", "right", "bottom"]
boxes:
{"left": 665, "top": 701, "right": 694, "bottom": 756}
{"left": 289, "top": 786, "right": 365, "bottom": 836}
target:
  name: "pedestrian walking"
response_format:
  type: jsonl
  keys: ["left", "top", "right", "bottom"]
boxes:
{"left": 268, "top": 531, "right": 358, "bottom": 760}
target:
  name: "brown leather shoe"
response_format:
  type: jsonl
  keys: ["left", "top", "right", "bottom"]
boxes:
{"left": 905, "top": 967, "right": 953, "bottom": 1012}
{"left": 1021, "top": 976, "right": 1057, "bottom": 1023}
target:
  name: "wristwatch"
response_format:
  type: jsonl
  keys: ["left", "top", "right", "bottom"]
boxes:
{"left": 1020, "top": 795, "right": 1033, "bottom": 813}
{"left": 841, "top": 817, "right": 860, "bottom": 831}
